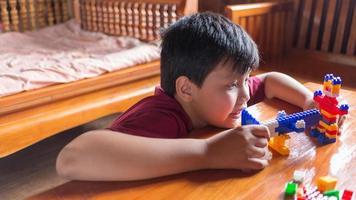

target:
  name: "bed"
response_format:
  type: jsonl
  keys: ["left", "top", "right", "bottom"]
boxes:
{"left": 0, "top": 0, "right": 197, "bottom": 158}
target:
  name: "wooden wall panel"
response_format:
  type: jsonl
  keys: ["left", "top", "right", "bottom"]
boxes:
{"left": 226, "top": 1, "right": 294, "bottom": 64}
{"left": 346, "top": 2, "right": 356, "bottom": 55}
{"left": 333, "top": 0, "right": 350, "bottom": 53}
{"left": 309, "top": 0, "right": 323, "bottom": 50}
{"left": 321, "top": 0, "right": 337, "bottom": 52}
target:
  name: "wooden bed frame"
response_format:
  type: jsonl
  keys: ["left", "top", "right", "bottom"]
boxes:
{"left": 0, "top": 0, "right": 197, "bottom": 158}
{"left": 225, "top": 0, "right": 356, "bottom": 88}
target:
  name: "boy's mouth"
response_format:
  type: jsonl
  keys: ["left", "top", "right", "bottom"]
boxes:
{"left": 229, "top": 112, "right": 241, "bottom": 119}
{"left": 229, "top": 107, "right": 246, "bottom": 119}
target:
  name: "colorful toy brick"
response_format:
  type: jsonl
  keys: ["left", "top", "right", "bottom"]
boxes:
{"left": 296, "top": 197, "right": 306, "bottom": 200}
{"left": 311, "top": 74, "right": 349, "bottom": 145}
{"left": 269, "top": 135, "right": 290, "bottom": 155}
{"left": 297, "top": 187, "right": 305, "bottom": 198}
{"left": 293, "top": 170, "right": 306, "bottom": 183}
{"left": 241, "top": 109, "right": 260, "bottom": 126}
{"left": 342, "top": 190, "right": 354, "bottom": 200}
{"left": 324, "top": 190, "right": 340, "bottom": 199}
{"left": 302, "top": 184, "right": 321, "bottom": 199}
{"left": 285, "top": 181, "right": 298, "bottom": 196}
{"left": 317, "top": 176, "right": 338, "bottom": 192}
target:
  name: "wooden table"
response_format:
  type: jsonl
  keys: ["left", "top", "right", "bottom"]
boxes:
{"left": 28, "top": 82, "right": 356, "bottom": 200}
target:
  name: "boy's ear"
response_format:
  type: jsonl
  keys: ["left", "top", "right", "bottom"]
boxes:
{"left": 176, "top": 76, "right": 193, "bottom": 102}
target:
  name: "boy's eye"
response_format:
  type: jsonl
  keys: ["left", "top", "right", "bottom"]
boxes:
{"left": 227, "top": 82, "right": 239, "bottom": 89}
{"left": 227, "top": 76, "right": 249, "bottom": 89}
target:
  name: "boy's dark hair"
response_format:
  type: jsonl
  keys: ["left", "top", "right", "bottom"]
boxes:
{"left": 160, "top": 12, "right": 260, "bottom": 96}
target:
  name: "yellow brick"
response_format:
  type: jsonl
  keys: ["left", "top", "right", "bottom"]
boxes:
{"left": 319, "top": 121, "right": 338, "bottom": 131}
{"left": 268, "top": 136, "right": 290, "bottom": 156}
{"left": 317, "top": 176, "right": 337, "bottom": 192}
{"left": 317, "top": 126, "right": 325, "bottom": 133}
{"left": 332, "top": 85, "right": 340, "bottom": 95}
{"left": 320, "top": 109, "right": 337, "bottom": 119}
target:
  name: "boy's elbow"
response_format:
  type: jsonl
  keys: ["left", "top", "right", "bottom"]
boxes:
{"left": 56, "top": 145, "right": 80, "bottom": 180}
{"left": 263, "top": 71, "right": 288, "bottom": 99}
{"left": 56, "top": 131, "right": 101, "bottom": 180}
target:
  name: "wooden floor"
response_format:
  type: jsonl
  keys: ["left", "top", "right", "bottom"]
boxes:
{"left": 0, "top": 68, "right": 354, "bottom": 200}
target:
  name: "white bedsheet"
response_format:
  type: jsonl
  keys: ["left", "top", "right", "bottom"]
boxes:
{"left": 0, "top": 20, "right": 160, "bottom": 97}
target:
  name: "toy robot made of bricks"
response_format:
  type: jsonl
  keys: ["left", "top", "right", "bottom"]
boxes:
{"left": 310, "top": 74, "right": 349, "bottom": 145}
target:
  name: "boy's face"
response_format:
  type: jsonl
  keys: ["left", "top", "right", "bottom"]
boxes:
{"left": 190, "top": 63, "right": 250, "bottom": 128}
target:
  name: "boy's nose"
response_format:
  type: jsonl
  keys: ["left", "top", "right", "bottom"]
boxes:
{"left": 239, "top": 85, "right": 250, "bottom": 103}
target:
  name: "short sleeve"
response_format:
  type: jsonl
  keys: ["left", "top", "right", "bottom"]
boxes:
{"left": 109, "top": 109, "right": 188, "bottom": 138}
{"left": 248, "top": 76, "right": 265, "bottom": 106}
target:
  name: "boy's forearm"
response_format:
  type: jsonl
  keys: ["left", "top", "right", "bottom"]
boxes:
{"left": 259, "top": 72, "right": 313, "bottom": 109}
{"left": 56, "top": 130, "right": 207, "bottom": 181}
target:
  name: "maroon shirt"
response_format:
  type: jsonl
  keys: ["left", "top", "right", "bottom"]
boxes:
{"left": 109, "top": 76, "right": 265, "bottom": 138}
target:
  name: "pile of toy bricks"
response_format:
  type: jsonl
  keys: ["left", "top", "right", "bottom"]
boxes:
{"left": 0, "top": 0, "right": 70, "bottom": 32}
{"left": 284, "top": 171, "right": 354, "bottom": 200}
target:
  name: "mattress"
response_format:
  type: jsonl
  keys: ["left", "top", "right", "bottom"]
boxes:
{"left": 0, "top": 19, "right": 160, "bottom": 97}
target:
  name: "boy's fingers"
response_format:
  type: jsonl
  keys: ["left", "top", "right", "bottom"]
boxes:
{"left": 247, "top": 158, "right": 269, "bottom": 170}
{"left": 247, "top": 146, "right": 266, "bottom": 158}
{"left": 248, "top": 125, "right": 270, "bottom": 139}
{"left": 254, "top": 138, "right": 268, "bottom": 148}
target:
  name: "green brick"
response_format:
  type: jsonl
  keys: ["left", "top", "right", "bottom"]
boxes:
{"left": 285, "top": 182, "right": 298, "bottom": 196}
{"left": 324, "top": 190, "right": 339, "bottom": 199}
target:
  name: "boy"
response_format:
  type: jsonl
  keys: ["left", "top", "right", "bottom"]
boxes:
{"left": 56, "top": 12, "right": 317, "bottom": 181}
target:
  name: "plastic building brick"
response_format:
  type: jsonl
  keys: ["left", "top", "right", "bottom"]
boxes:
{"left": 268, "top": 135, "right": 290, "bottom": 155}
{"left": 285, "top": 181, "right": 298, "bottom": 196}
{"left": 241, "top": 109, "right": 260, "bottom": 125}
{"left": 342, "top": 190, "right": 354, "bottom": 200}
{"left": 296, "top": 197, "right": 306, "bottom": 200}
{"left": 324, "top": 190, "right": 340, "bottom": 199}
{"left": 302, "top": 184, "right": 321, "bottom": 199}
{"left": 297, "top": 187, "right": 305, "bottom": 198}
{"left": 317, "top": 176, "right": 338, "bottom": 192}
{"left": 293, "top": 170, "right": 306, "bottom": 183}
{"left": 311, "top": 74, "right": 349, "bottom": 145}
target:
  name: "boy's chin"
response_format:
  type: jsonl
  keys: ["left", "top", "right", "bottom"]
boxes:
{"left": 229, "top": 121, "right": 240, "bottom": 128}
{"left": 221, "top": 118, "right": 241, "bottom": 129}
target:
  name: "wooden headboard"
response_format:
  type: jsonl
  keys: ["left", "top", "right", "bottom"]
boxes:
{"left": 79, "top": 0, "right": 196, "bottom": 41}
{"left": 0, "top": 0, "right": 72, "bottom": 32}
{"left": 0, "top": 0, "right": 197, "bottom": 38}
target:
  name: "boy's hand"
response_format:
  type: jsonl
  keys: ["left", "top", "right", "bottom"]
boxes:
{"left": 205, "top": 125, "right": 270, "bottom": 171}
